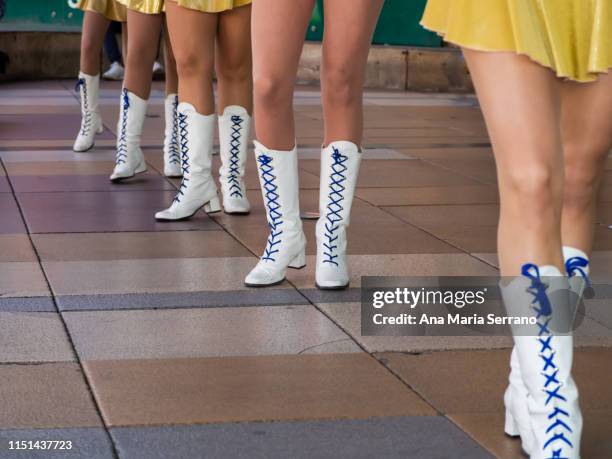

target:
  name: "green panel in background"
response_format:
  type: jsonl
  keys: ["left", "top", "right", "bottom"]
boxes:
{"left": 1, "top": 0, "right": 83, "bottom": 31}
{"left": 306, "top": 0, "right": 441, "bottom": 47}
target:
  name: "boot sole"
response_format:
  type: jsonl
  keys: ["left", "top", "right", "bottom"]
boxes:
{"left": 155, "top": 203, "right": 222, "bottom": 222}
{"left": 315, "top": 282, "right": 350, "bottom": 291}
{"left": 224, "top": 210, "right": 251, "bottom": 216}
{"left": 155, "top": 206, "right": 201, "bottom": 222}
{"left": 245, "top": 278, "right": 286, "bottom": 288}
{"left": 244, "top": 264, "right": 306, "bottom": 288}
{"left": 73, "top": 143, "right": 95, "bottom": 153}
{"left": 110, "top": 169, "right": 147, "bottom": 184}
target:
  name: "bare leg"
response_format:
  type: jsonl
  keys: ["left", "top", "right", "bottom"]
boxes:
{"left": 560, "top": 73, "right": 612, "bottom": 256}
{"left": 216, "top": 4, "right": 253, "bottom": 114}
{"left": 80, "top": 11, "right": 110, "bottom": 75}
{"left": 165, "top": 0, "right": 217, "bottom": 114}
{"left": 121, "top": 22, "right": 128, "bottom": 61}
{"left": 463, "top": 50, "right": 564, "bottom": 276}
{"left": 123, "top": 9, "right": 163, "bottom": 99}
{"left": 251, "top": 0, "right": 315, "bottom": 149}
{"left": 321, "top": 0, "right": 383, "bottom": 146}
{"left": 163, "top": 20, "right": 179, "bottom": 96}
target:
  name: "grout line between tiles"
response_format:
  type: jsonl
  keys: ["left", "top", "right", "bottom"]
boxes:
{"left": 0, "top": 157, "right": 121, "bottom": 459}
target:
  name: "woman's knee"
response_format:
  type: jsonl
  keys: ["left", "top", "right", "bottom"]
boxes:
{"left": 503, "top": 159, "right": 560, "bottom": 213}
{"left": 81, "top": 33, "right": 101, "bottom": 59}
{"left": 217, "top": 57, "right": 251, "bottom": 86}
{"left": 253, "top": 73, "right": 292, "bottom": 110}
{"left": 563, "top": 141, "right": 609, "bottom": 208}
{"left": 173, "top": 50, "right": 212, "bottom": 80}
{"left": 322, "top": 61, "right": 361, "bottom": 107}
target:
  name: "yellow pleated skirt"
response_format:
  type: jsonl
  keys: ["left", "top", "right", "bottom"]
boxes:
{"left": 421, "top": 0, "right": 612, "bottom": 82}
{"left": 117, "top": 0, "right": 165, "bottom": 15}
{"left": 177, "top": 0, "right": 251, "bottom": 13}
{"left": 77, "top": 0, "right": 127, "bottom": 22}
{"left": 117, "top": 0, "right": 251, "bottom": 14}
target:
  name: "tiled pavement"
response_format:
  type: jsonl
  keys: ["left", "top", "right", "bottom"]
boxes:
{"left": 0, "top": 79, "right": 611, "bottom": 459}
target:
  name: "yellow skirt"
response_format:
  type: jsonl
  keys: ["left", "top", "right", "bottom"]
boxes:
{"left": 177, "top": 0, "right": 251, "bottom": 13}
{"left": 421, "top": 0, "right": 612, "bottom": 82}
{"left": 117, "top": 0, "right": 165, "bottom": 14}
{"left": 77, "top": 0, "right": 127, "bottom": 22}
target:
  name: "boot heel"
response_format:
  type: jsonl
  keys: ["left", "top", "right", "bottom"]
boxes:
{"left": 204, "top": 196, "right": 221, "bottom": 214}
{"left": 288, "top": 251, "right": 306, "bottom": 269}
{"left": 504, "top": 409, "right": 520, "bottom": 437}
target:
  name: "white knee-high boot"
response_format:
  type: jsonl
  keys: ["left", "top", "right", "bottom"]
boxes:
{"left": 505, "top": 249, "right": 590, "bottom": 453}
{"left": 219, "top": 105, "right": 251, "bottom": 215}
{"left": 155, "top": 103, "right": 220, "bottom": 221}
{"left": 502, "top": 264, "right": 582, "bottom": 459}
{"left": 244, "top": 141, "right": 306, "bottom": 287}
{"left": 163, "top": 94, "right": 182, "bottom": 178}
{"left": 110, "top": 89, "right": 148, "bottom": 182}
{"left": 315, "top": 141, "right": 362, "bottom": 290}
{"left": 73, "top": 72, "right": 104, "bottom": 152}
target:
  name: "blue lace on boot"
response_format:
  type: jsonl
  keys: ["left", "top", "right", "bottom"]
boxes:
{"left": 115, "top": 89, "right": 130, "bottom": 165}
{"left": 227, "top": 115, "right": 244, "bottom": 198}
{"left": 257, "top": 154, "right": 283, "bottom": 262}
{"left": 173, "top": 112, "right": 190, "bottom": 203}
{"left": 75, "top": 78, "right": 92, "bottom": 137}
{"left": 322, "top": 147, "right": 348, "bottom": 266}
{"left": 565, "top": 256, "right": 591, "bottom": 289}
{"left": 522, "top": 264, "right": 575, "bottom": 459}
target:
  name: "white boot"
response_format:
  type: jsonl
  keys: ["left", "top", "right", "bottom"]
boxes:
{"left": 245, "top": 142, "right": 306, "bottom": 287}
{"left": 163, "top": 94, "right": 182, "bottom": 178}
{"left": 315, "top": 141, "right": 362, "bottom": 290}
{"left": 219, "top": 105, "right": 251, "bottom": 214}
{"left": 73, "top": 72, "right": 104, "bottom": 152}
{"left": 504, "top": 348, "right": 536, "bottom": 453}
{"left": 502, "top": 264, "right": 582, "bottom": 459}
{"left": 155, "top": 103, "right": 220, "bottom": 221}
{"left": 110, "top": 89, "right": 148, "bottom": 182}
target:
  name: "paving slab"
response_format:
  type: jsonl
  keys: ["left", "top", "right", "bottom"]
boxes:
{"left": 0, "top": 114, "right": 115, "bottom": 141}
{"left": 111, "top": 416, "right": 492, "bottom": 459}
{"left": 0, "top": 312, "right": 74, "bottom": 363}
{"left": 355, "top": 185, "right": 499, "bottom": 206}
{"left": 17, "top": 191, "right": 219, "bottom": 233}
{"left": 0, "top": 363, "right": 102, "bottom": 429}
{"left": 56, "top": 289, "right": 308, "bottom": 311}
{"left": 0, "top": 262, "right": 50, "bottom": 298}
{"left": 43, "top": 257, "right": 265, "bottom": 296}
{"left": 0, "top": 428, "right": 114, "bottom": 459}
{"left": 0, "top": 296, "right": 56, "bottom": 312}
{"left": 0, "top": 194, "right": 27, "bottom": 234}
{"left": 32, "top": 231, "right": 251, "bottom": 261}
{"left": 65, "top": 306, "right": 359, "bottom": 360}
{"left": 10, "top": 174, "right": 174, "bottom": 193}
{"left": 84, "top": 354, "right": 435, "bottom": 427}
{"left": 0, "top": 235, "right": 37, "bottom": 262}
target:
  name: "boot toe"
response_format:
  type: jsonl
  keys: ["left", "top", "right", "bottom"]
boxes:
{"left": 73, "top": 137, "right": 94, "bottom": 152}
{"left": 164, "top": 165, "right": 183, "bottom": 178}
{"left": 245, "top": 265, "right": 285, "bottom": 287}
{"left": 223, "top": 198, "right": 251, "bottom": 215}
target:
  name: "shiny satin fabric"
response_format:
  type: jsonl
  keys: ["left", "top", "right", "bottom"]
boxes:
{"left": 117, "top": 0, "right": 165, "bottom": 14}
{"left": 77, "top": 0, "right": 127, "bottom": 22}
{"left": 421, "top": 0, "right": 612, "bottom": 82}
{"left": 177, "top": 0, "right": 251, "bottom": 13}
